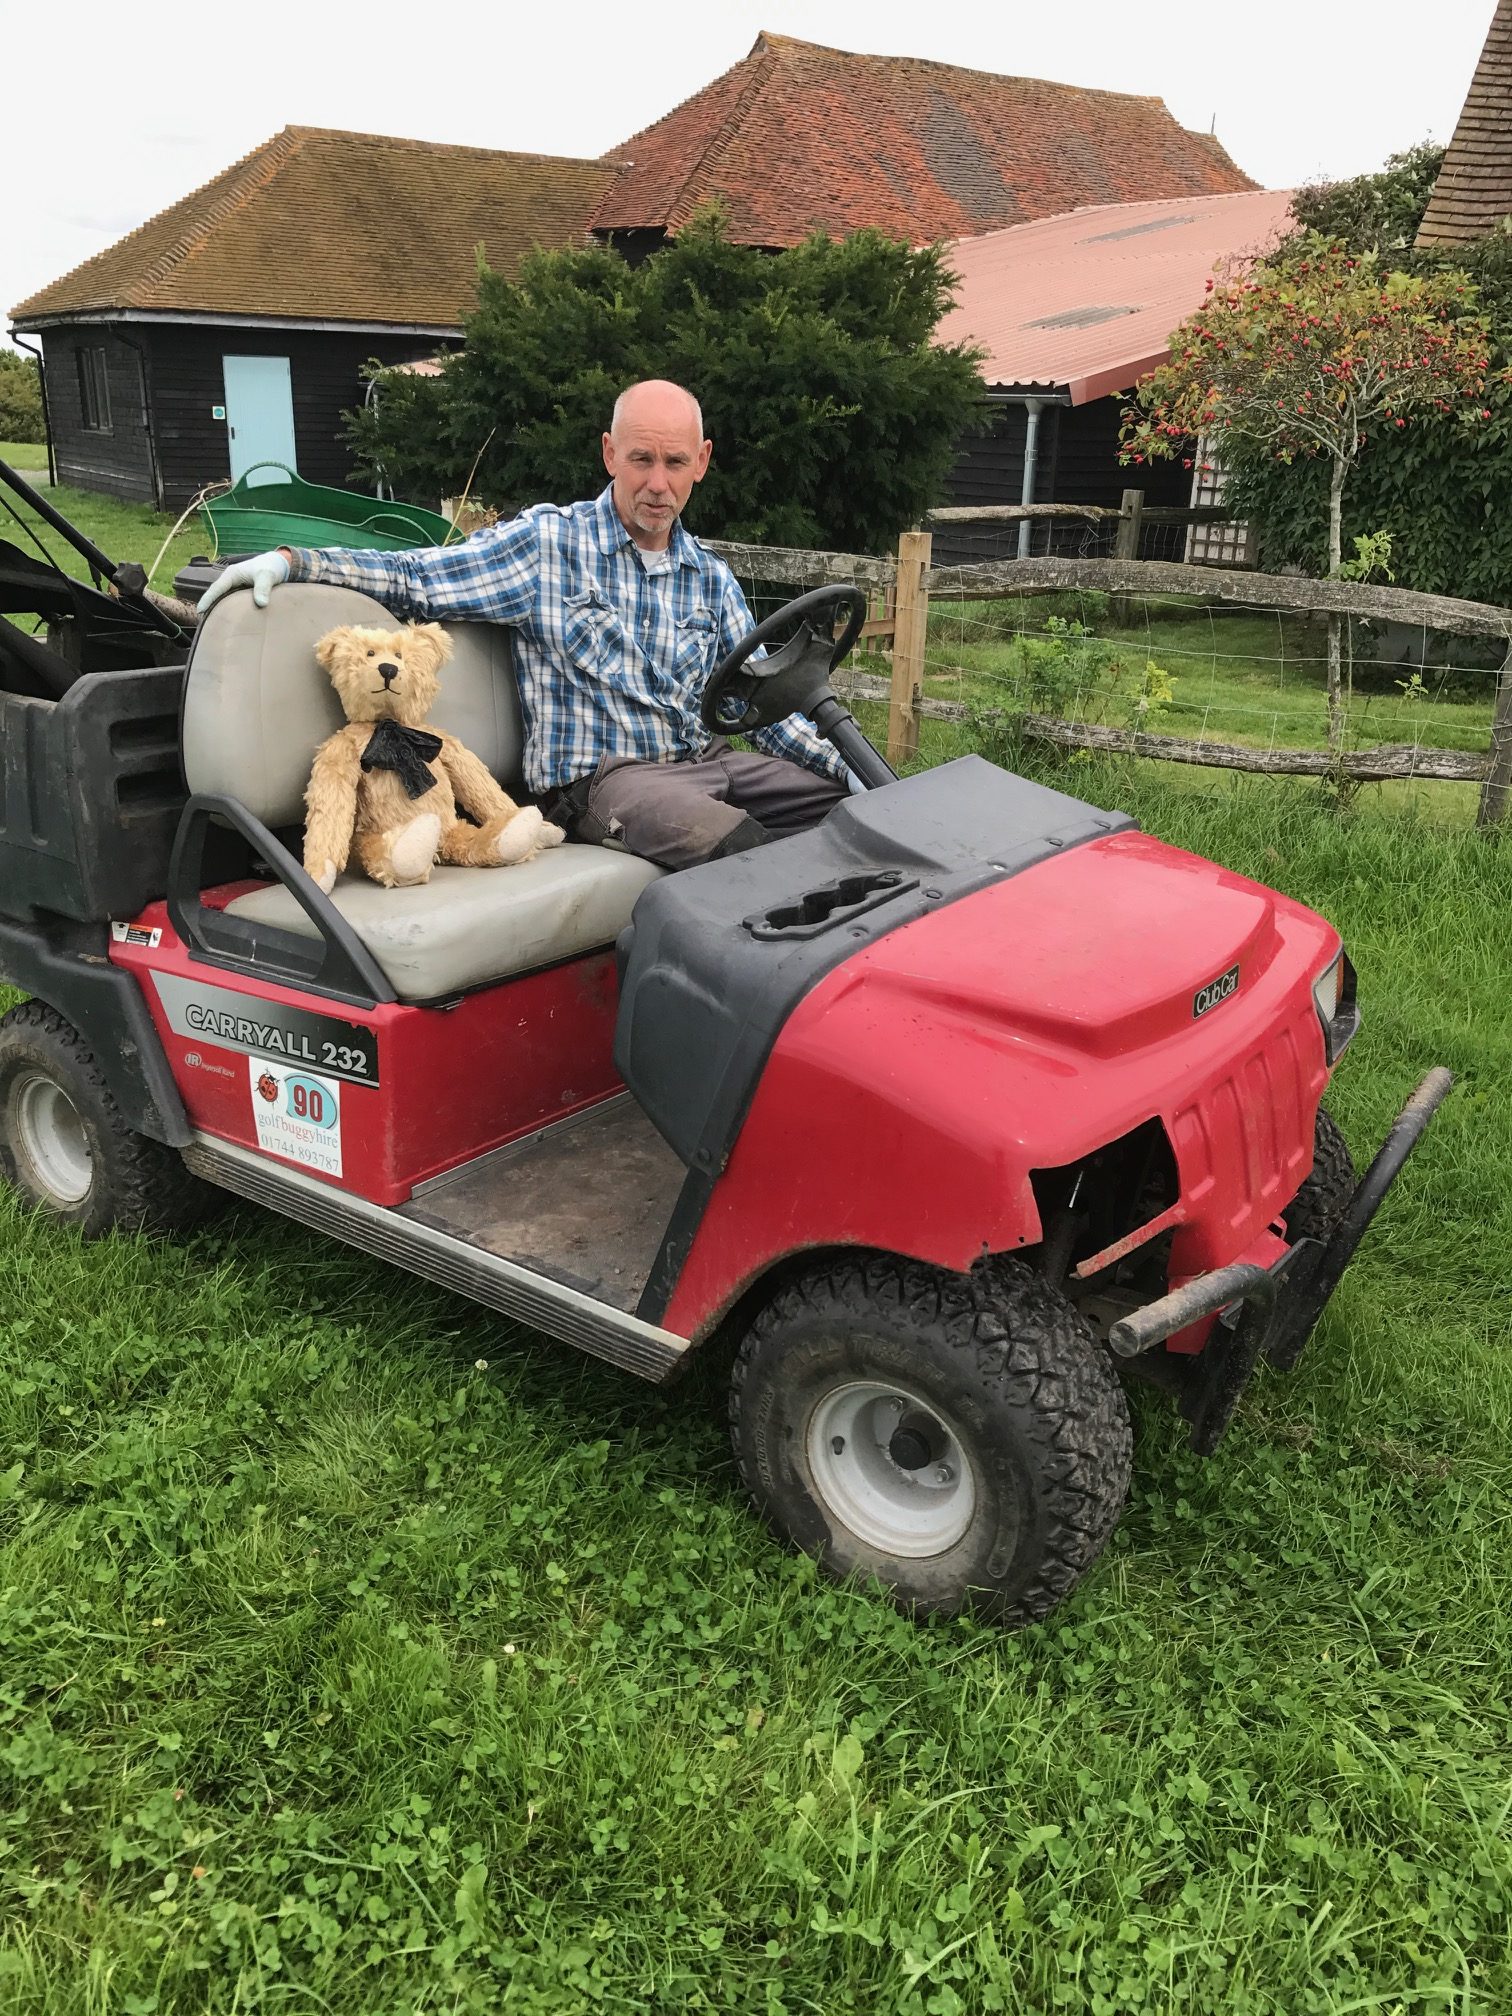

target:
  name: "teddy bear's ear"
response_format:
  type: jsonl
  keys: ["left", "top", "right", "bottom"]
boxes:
{"left": 314, "top": 628, "right": 345, "bottom": 672}
{"left": 407, "top": 622, "right": 453, "bottom": 672}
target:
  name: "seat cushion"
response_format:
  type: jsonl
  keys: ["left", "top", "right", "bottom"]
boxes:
{"left": 224, "top": 844, "right": 663, "bottom": 1001}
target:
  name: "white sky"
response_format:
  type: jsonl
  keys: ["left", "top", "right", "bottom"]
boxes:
{"left": 2, "top": 0, "right": 1494, "bottom": 350}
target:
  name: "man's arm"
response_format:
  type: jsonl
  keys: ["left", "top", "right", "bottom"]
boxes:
{"left": 284, "top": 514, "right": 541, "bottom": 625}
{"left": 711, "top": 566, "right": 849, "bottom": 784}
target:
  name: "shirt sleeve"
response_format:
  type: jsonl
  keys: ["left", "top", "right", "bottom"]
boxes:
{"left": 710, "top": 563, "right": 849, "bottom": 784}
{"left": 286, "top": 513, "right": 540, "bottom": 625}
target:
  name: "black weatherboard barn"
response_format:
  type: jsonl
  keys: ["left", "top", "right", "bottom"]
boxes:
{"left": 8, "top": 127, "right": 618, "bottom": 513}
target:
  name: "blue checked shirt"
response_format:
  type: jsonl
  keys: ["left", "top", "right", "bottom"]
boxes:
{"left": 287, "top": 486, "right": 848, "bottom": 796}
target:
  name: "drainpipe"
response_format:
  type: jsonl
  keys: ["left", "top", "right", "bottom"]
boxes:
{"left": 1017, "top": 396, "right": 1046, "bottom": 559}
{"left": 11, "top": 331, "right": 55, "bottom": 486}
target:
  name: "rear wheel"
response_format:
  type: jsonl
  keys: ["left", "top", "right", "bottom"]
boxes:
{"left": 0, "top": 1001, "right": 207, "bottom": 1237}
{"left": 729, "top": 1255, "right": 1132, "bottom": 1625}
{"left": 1283, "top": 1105, "right": 1356, "bottom": 1246}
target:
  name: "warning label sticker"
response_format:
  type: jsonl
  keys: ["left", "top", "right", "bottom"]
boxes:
{"left": 111, "top": 920, "right": 162, "bottom": 949}
{"left": 249, "top": 1058, "right": 343, "bottom": 1177}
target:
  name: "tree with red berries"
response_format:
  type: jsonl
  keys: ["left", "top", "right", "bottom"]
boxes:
{"left": 1122, "top": 235, "right": 1490, "bottom": 763}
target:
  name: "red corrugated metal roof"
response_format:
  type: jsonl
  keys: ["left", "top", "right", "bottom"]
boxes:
{"left": 937, "top": 189, "right": 1296, "bottom": 403}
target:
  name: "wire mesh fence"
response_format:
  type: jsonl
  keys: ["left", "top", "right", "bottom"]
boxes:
{"left": 707, "top": 534, "right": 1512, "bottom": 825}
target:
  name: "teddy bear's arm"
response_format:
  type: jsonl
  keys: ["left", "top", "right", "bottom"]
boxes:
{"left": 303, "top": 728, "right": 366, "bottom": 888}
{"left": 435, "top": 733, "right": 521, "bottom": 826}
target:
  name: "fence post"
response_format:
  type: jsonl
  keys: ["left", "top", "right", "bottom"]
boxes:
{"left": 1477, "top": 641, "right": 1512, "bottom": 827}
{"left": 888, "top": 529, "right": 932, "bottom": 768}
{"left": 1114, "top": 488, "right": 1145, "bottom": 561}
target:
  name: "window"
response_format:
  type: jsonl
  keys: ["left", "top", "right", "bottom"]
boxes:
{"left": 1185, "top": 436, "right": 1255, "bottom": 567}
{"left": 77, "top": 347, "right": 111, "bottom": 432}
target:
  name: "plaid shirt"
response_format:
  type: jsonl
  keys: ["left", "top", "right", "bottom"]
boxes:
{"left": 287, "top": 486, "right": 848, "bottom": 795}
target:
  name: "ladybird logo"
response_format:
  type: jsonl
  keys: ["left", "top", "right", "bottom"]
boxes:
{"left": 256, "top": 1071, "right": 279, "bottom": 1103}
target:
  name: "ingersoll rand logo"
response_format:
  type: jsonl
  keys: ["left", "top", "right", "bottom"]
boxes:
{"left": 1193, "top": 964, "right": 1241, "bottom": 1020}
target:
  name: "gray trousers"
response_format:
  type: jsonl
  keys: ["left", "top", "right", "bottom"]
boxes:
{"left": 543, "top": 742, "right": 848, "bottom": 871}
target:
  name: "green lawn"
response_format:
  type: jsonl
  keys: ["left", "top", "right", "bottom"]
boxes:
{"left": 2, "top": 498, "right": 1510, "bottom": 2011}
{"left": 910, "top": 596, "right": 1497, "bottom": 767}
{"left": 0, "top": 439, "right": 48, "bottom": 469}
{"left": 0, "top": 478, "right": 210, "bottom": 600}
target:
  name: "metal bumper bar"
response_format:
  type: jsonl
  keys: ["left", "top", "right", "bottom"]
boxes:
{"left": 1108, "top": 1067, "right": 1453, "bottom": 1454}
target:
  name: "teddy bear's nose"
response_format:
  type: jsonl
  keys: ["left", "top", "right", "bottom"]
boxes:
{"left": 378, "top": 662, "right": 400, "bottom": 685}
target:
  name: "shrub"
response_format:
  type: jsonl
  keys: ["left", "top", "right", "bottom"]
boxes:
{"left": 0, "top": 352, "right": 44, "bottom": 443}
{"left": 346, "top": 210, "right": 986, "bottom": 554}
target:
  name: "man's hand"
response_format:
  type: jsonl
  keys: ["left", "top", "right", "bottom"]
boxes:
{"left": 196, "top": 548, "right": 291, "bottom": 615}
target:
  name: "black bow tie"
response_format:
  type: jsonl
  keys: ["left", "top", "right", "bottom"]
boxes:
{"left": 361, "top": 719, "right": 443, "bottom": 799}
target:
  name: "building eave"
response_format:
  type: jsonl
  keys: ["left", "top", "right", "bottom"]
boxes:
{"left": 9, "top": 307, "right": 464, "bottom": 337}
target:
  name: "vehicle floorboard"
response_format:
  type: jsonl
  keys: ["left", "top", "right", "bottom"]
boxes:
{"left": 398, "top": 1094, "right": 687, "bottom": 1313}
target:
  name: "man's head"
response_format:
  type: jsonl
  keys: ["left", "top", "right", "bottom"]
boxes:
{"left": 602, "top": 380, "right": 712, "bottom": 549}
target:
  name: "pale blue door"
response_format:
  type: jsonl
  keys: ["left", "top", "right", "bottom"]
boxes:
{"left": 222, "top": 355, "right": 297, "bottom": 484}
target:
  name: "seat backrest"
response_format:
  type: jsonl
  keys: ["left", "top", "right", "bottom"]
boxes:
{"left": 182, "top": 582, "right": 523, "bottom": 826}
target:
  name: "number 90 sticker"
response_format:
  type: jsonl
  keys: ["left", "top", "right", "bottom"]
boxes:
{"left": 249, "top": 1058, "right": 343, "bottom": 1176}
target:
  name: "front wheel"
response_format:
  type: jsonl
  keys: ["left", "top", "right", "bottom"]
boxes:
{"left": 729, "top": 1256, "right": 1132, "bottom": 1625}
{"left": 0, "top": 1001, "right": 208, "bottom": 1237}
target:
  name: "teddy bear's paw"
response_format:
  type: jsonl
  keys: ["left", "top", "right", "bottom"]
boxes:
{"left": 390, "top": 812, "right": 442, "bottom": 885}
{"left": 493, "top": 806, "right": 546, "bottom": 866}
{"left": 536, "top": 819, "right": 566, "bottom": 850}
{"left": 314, "top": 860, "right": 339, "bottom": 895}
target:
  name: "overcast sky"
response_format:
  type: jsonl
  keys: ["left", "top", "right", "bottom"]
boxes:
{"left": 3, "top": 0, "right": 1495, "bottom": 349}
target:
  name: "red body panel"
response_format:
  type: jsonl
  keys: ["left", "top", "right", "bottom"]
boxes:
{"left": 112, "top": 896, "right": 625, "bottom": 1207}
{"left": 663, "top": 833, "right": 1335, "bottom": 1340}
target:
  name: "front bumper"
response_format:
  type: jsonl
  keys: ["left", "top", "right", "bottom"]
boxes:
{"left": 1107, "top": 1068, "right": 1453, "bottom": 1455}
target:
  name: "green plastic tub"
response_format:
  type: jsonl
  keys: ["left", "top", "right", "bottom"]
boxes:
{"left": 201, "top": 463, "right": 458, "bottom": 555}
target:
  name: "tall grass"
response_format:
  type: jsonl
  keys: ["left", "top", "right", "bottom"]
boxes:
{"left": 3, "top": 762, "right": 1509, "bottom": 2011}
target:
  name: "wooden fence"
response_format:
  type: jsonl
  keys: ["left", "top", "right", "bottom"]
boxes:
{"left": 704, "top": 507, "right": 1512, "bottom": 828}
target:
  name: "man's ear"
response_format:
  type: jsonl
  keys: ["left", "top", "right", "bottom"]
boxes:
{"left": 692, "top": 437, "right": 713, "bottom": 483}
{"left": 602, "top": 429, "right": 616, "bottom": 480}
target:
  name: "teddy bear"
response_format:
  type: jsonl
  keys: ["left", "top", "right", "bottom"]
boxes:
{"left": 302, "top": 621, "right": 563, "bottom": 893}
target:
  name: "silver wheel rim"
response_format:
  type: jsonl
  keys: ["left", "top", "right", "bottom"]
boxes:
{"left": 805, "top": 1380, "right": 977, "bottom": 1558}
{"left": 13, "top": 1071, "right": 92, "bottom": 1204}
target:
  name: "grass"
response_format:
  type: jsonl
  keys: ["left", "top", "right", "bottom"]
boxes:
{"left": 0, "top": 478, "right": 209, "bottom": 601}
{"left": 901, "top": 594, "right": 1498, "bottom": 771}
{"left": 2, "top": 497, "right": 1510, "bottom": 2010}
{"left": 0, "top": 439, "right": 48, "bottom": 469}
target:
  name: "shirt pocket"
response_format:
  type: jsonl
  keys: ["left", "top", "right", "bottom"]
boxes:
{"left": 672, "top": 606, "right": 718, "bottom": 681}
{"left": 561, "top": 587, "right": 625, "bottom": 673}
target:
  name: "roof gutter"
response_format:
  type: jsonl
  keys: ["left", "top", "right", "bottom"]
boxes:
{"left": 980, "top": 389, "right": 1073, "bottom": 558}
{"left": 10, "top": 309, "right": 464, "bottom": 337}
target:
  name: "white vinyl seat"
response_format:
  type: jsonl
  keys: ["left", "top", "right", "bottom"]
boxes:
{"left": 182, "top": 583, "right": 662, "bottom": 1001}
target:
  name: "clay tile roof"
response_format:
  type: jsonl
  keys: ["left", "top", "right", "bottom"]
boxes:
{"left": 11, "top": 127, "right": 621, "bottom": 328}
{"left": 936, "top": 189, "right": 1296, "bottom": 404}
{"left": 1418, "top": 0, "right": 1512, "bottom": 246}
{"left": 594, "top": 30, "right": 1255, "bottom": 245}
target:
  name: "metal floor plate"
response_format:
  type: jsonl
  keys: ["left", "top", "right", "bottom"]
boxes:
{"left": 399, "top": 1095, "right": 688, "bottom": 1313}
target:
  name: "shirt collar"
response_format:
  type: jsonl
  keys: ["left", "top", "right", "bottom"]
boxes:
{"left": 592, "top": 483, "right": 701, "bottom": 569}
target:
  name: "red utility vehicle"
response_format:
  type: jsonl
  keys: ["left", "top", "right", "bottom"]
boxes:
{"left": 0, "top": 466, "right": 1449, "bottom": 1622}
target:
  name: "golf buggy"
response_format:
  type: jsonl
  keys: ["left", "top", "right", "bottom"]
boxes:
{"left": 0, "top": 460, "right": 1451, "bottom": 1624}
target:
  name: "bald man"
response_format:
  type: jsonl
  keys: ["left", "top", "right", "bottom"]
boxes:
{"left": 198, "top": 380, "right": 850, "bottom": 871}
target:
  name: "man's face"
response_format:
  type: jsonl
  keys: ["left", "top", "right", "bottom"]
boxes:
{"left": 602, "top": 394, "right": 712, "bottom": 548}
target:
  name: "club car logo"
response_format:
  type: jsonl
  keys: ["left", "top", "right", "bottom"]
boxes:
{"left": 1193, "top": 964, "right": 1241, "bottom": 1021}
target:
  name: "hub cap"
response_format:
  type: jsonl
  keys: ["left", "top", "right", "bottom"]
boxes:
{"left": 13, "top": 1071, "right": 92, "bottom": 1204}
{"left": 805, "top": 1381, "right": 977, "bottom": 1558}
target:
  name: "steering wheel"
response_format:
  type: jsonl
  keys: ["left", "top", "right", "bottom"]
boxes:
{"left": 701, "top": 584, "right": 868, "bottom": 736}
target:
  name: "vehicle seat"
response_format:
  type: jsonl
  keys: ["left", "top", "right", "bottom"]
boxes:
{"left": 181, "top": 583, "right": 662, "bottom": 1001}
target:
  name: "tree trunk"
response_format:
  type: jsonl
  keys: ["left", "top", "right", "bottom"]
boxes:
{"left": 1324, "top": 457, "right": 1347, "bottom": 773}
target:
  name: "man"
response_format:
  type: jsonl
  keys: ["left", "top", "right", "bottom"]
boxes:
{"left": 198, "top": 380, "right": 852, "bottom": 870}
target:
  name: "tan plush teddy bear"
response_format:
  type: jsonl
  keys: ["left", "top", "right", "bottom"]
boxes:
{"left": 303, "top": 621, "right": 562, "bottom": 893}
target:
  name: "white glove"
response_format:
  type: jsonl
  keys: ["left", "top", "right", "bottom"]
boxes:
{"left": 197, "top": 548, "right": 291, "bottom": 614}
{"left": 844, "top": 765, "right": 869, "bottom": 794}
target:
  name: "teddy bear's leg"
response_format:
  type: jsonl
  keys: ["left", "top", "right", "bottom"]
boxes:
{"left": 438, "top": 804, "right": 561, "bottom": 868}
{"left": 358, "top": 812, "right": 441, "bottom": 888}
